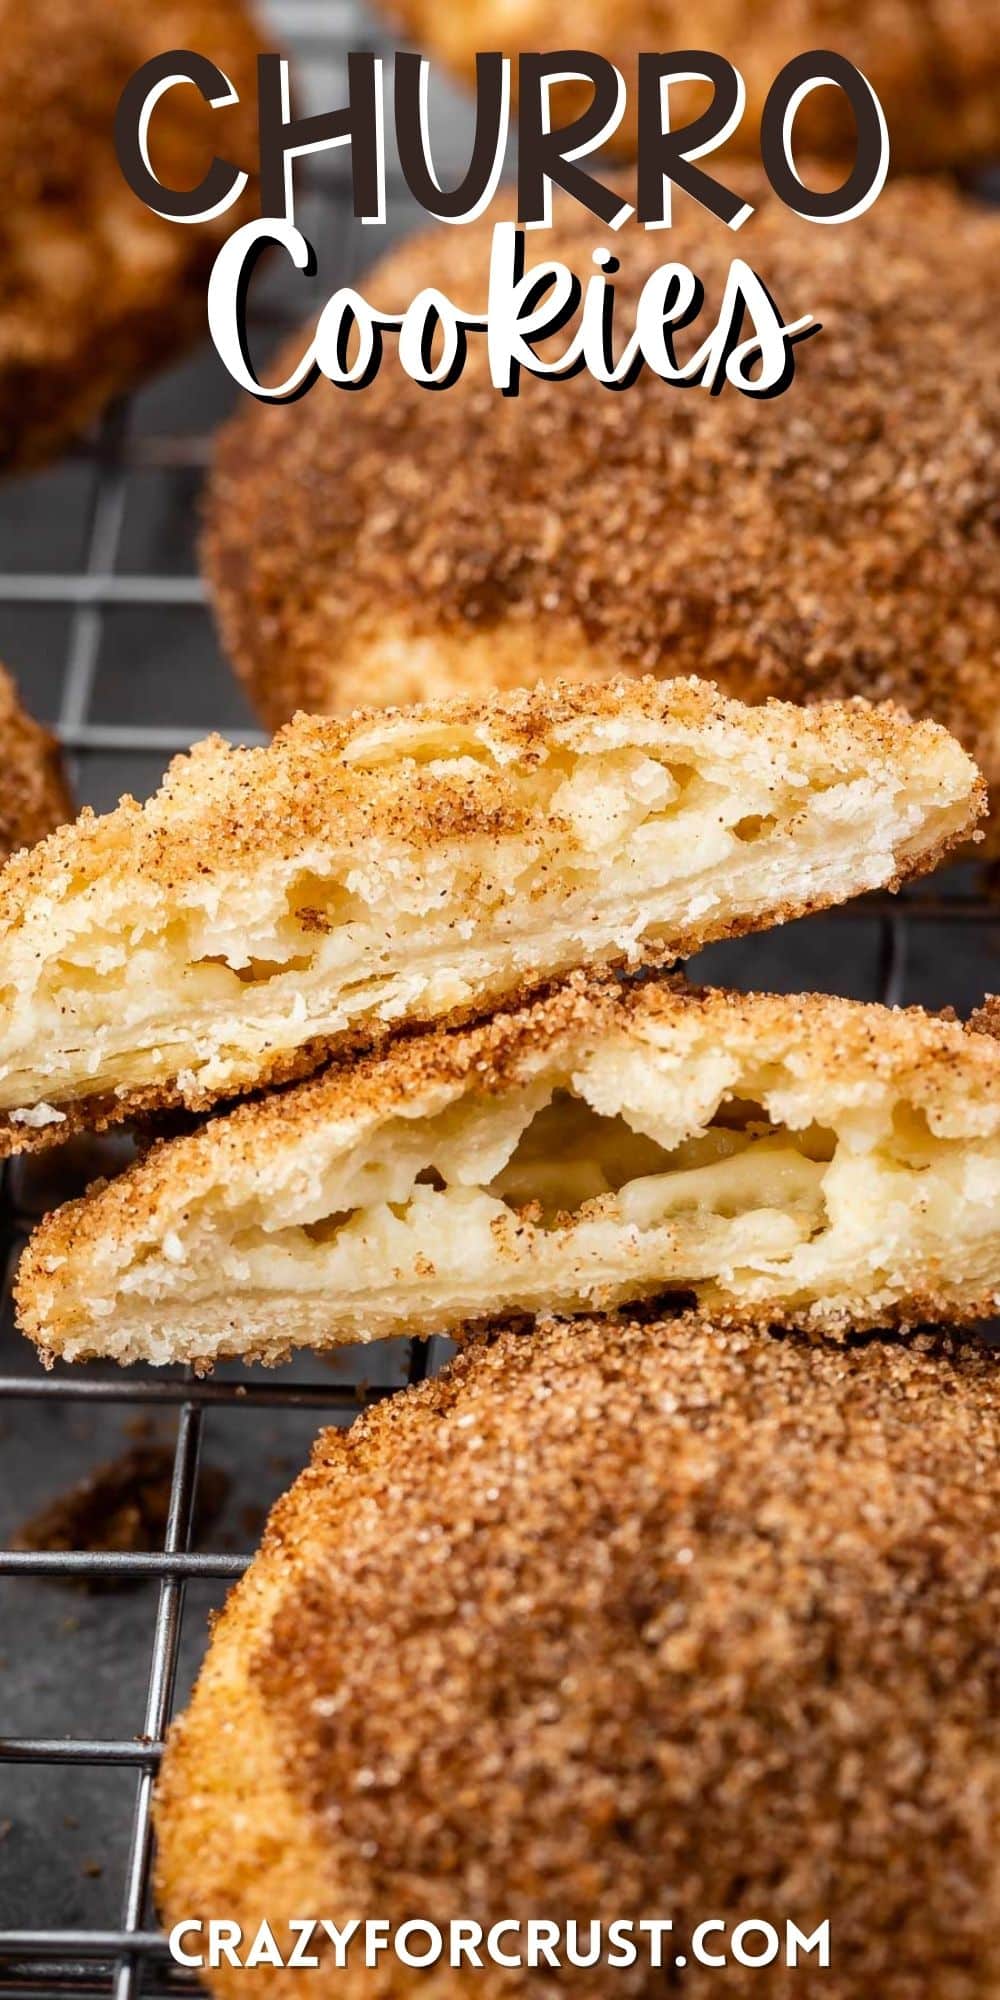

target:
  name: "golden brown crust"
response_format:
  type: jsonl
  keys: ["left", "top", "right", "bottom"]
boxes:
{"left": 390, "top": 0, "right": 1000, "bottom": 171}
{"left": 155, "top": 1312, "right": 1000, "bottom": 1999}
{"left": 0, "top": 0, "right": 264, "bottom": 472}
{"left": 204, "top": 175, "right": 1000, "bottom": 851}
{"left": 18, "top": 969, "right": 1000, "bottom": 1359}
{"left": 970, "top": 994, "right": 1000, "bottom": 1040}
{"left": 0, "top": 666, "right": 72, "bottom": 856}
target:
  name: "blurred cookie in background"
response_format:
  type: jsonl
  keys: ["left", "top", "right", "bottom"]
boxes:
{"left": 0, "top": 0, "right": 264, "bottom": 473}
{"left": 204, "top": 175, "right": 1000, "bottom": 847}
{"left": 0, "top": 665, "right": 72, "bottom": 858}
{"left": 389, "top": 0, "right": 1000, "bottom": 173}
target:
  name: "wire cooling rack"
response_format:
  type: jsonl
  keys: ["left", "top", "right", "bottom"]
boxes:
{"left": 0, "top": 4, "right": 996, "bottom": 1996}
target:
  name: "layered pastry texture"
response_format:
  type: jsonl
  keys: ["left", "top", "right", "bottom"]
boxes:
{"left": 390, "top": 0, "right": 1000, "bottom": 171}
{"left": 0, "top": 666, "right": 72, "bottom": 859}
{"left": 154, "top": 1314, "right": 1000, "bottom": 1999}
{"left": 0, "top": 0, "right": 263, "bottom": 470}
{"left": 0, "top": 680, "right": 980, "bottom": 1157}
{"left": 18, "top": 974, "right": 1000, "bottom": 1366}
{"left": 205, "top": 177, "right": 1000, "bottom": 849}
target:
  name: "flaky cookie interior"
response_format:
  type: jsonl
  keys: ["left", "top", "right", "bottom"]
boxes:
{"left": 18, "top": 978, "right": 1000, "bottom": 1367}
{"left": 0, "top": 679, "right": 984, "bottom": 1152}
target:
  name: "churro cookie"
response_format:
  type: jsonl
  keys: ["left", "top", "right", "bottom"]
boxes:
{"left": 19, "top": 973, "right": 1000, "bottom": 1366}
{"left": 0, "top": 0, "right": 263, "bottom": 472}
{"left": 390, "top": 0, "right": 1000, "bottom": 171}
{"left": 205, "top": 177, "right": 1000, "bottom": 845}
{"left": 0, "top": 667, "right": 72, "bottom": 858}
{"left": 154, "top": 1314, "right": 1000, "bottom": 1998}
{"left": 0, "top": 679, "right": 982, "bottom": 1155}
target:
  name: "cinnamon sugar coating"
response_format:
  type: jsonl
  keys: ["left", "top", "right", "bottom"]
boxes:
{"left": 0, "top": 666, "right": 72, "bottom": 856}
{"left": 205, "top": 176, "right": 1000, "bottom": 847}
{"left": 390, "top": 0, "right": 1000, "bottom": 171}
{"left": 155, "top": 1313, "right": 1000, "bottom": 1998}
{"left": 1, "top": 676, "right": 977, "bottom": 928}
{"left": 0, "top": 0, "right": 263, "bottom": 471}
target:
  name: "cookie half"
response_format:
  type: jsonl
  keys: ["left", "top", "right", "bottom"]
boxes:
{"left": 0, "top": 679, "right": 982, "bottom": 1155}
{"left": 154, "top": 1313, "right": 1000, "bottom": 1999}
{"left": 0, "top": 0, "right": 263, "bottom": 471}
{"left": 0, "top": 666, "right": 72, "bottom": 858}
{"left": 204, "top": 177, "right": 1000, "bottom": 847}
{"left": 18, "top": 972, "right": 1000, "bottom": 1365}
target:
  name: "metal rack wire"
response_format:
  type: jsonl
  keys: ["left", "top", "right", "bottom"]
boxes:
{"left": 0, "top": 3, "right": 996, "bottom": 1994}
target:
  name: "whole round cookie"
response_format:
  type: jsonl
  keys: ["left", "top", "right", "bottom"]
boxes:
{"left": 0, "top": 666, "right": 72, "bottom": 858}
{"left": 155, "top": 1314, "right": 999, "bottom": 1998}
{"left": 205, "top": 176, "right": 1000, "bottom": 844}
{"left": 389, "top": 0, "right": 1000, "bottom": 172}
{"left": 0, "top": 0, "right": 263, "bottom": 472}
